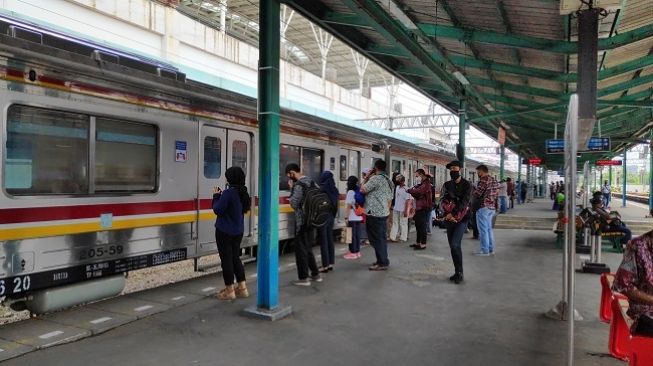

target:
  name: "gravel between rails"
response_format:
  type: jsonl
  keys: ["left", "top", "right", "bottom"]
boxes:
{"left": 0, "top": 254, "right": 223, "bottom": 326}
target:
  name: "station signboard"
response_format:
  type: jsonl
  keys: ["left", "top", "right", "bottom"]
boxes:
{"left": 522, "top": 158, "right": 543, "bottom": 166}
{"left": 545, "top": 137, "right": 611, "bottom": 154}
{"left": 595, "top": 160, "right": 622, "bottom": 166}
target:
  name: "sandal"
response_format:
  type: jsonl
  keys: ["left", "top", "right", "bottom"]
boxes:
{"left": 217, "top": 287, "right": 235, "bottom": 300}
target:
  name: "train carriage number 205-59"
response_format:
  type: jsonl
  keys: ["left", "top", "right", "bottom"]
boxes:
{"left": 0, "top": 275, "right": 32, "bottom": 296}
{"left": 79, "top": 245, "right": 124, "bottom": 260}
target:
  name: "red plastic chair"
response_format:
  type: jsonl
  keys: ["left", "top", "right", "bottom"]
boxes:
{"left": 600, "top": 273, "right": 616, "bottom": 323}
{"left": 629, "top": 335, "right": 653, "bottom": 366}
{"left": 609, "top": 296, "right": 632, "bottom": 361}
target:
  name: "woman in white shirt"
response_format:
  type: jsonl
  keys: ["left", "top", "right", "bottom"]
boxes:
{"left": 390, "top": 174, "right": 410, "bottom": 242}
{"left": 344, "top": 176, "right": 364, "bottom": 259}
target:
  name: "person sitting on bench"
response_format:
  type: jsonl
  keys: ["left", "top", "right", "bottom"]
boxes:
{"left": 590, "top": 192, "right": 631, "bottom": 245}
{"left": 613, "top": 230, "right": 653, "bottom": 337}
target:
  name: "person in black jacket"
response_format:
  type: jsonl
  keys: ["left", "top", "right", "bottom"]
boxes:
{"left": 441, "top": 161, "right": 472, "bottom": 284}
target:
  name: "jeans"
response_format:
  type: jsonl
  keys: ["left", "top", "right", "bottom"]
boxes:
{"left": 606, "top": 225, "right": 632, "bottom": 244}
{"left": 389, "top": 210, "right": 408, "bottom": 242}
{"left": 446, "top": 219, "right": 468, "bottom": 275}
{"left": 318, "top": 215, "right": 335, "bottom": 267}
{"left": 366, "top": 215, "right": 389, "bottom": 267}
{"left": 477, "top": 207, "right": 496, "bottom": 254}
{"left": 413, "top": 209, "right": 429, "bottom": 245}
{"left": 216, "top": 229, "right": 246, "bottom": 286}
{"left": 499, "top": 196, "right": 507, "bottom": 213}
{"left": 348, "top": 220, "right": 363, "bottom": 253}
{"left": 294, "top": 226, "right": 319, "bottom": 280}
{"left": 603, "top": 193, "right": 611, "bottom": 207}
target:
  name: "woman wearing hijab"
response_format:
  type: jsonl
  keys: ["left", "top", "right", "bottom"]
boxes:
{"left": 318, "top": 171, "right": 339, "bottom": 272}
{"left": 212, "top": 166, "right": 251, "bottom": 300}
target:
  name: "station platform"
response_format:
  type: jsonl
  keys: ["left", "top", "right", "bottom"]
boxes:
{"left": 1, "top": 207, "right": 628, "bottom": 366}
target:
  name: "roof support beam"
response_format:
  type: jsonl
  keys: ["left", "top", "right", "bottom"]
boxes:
{"left": 416, "top": 22, "right": 653, "bottom": 54}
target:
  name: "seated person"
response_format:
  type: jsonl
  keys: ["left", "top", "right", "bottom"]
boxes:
{"left": 589, "top": 193, "right": 631, "bottom": 244}
{"left": 613, "top": 231, "right": 653, "bottom": 337}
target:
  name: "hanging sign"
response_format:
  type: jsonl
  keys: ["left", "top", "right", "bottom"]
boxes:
{"left": 522, "top": 158, "right": 543, "bottom": 166}
{"left": 546, "top": 137, "right": 611, "bottom": 154}
{"left": 595, "top": 160, "right": 622, "bottom": 166}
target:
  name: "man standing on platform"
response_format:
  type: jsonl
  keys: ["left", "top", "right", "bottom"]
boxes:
{"left": 472, "top": 165, "right": 499, "bottom": 256}
{"left": 498, "top": 179, "right": 508, "bottom": 214}
{"left": 601, "top": 180, "right": 612, "bottom": 208}
{"left": 441, "top": 160, "right": 471, "bottom": 284}
{"left": 361, "top": 159, "right": 394, "bottom": 271}
{"left": 507, "top": 177, "right": 515, "bottom": 209}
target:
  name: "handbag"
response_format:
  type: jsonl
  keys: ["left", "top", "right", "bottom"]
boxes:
{"left": 355, "top": 205, "right": 365, "bottom": 217}
{"left": 440, "top": 198, "right": 469, "bottom": 222}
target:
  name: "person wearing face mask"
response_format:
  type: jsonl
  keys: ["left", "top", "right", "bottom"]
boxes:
{"left": 285, "top": 163, "right": 323, "bottom": 286}
{"left": 407, "top": 169, "right": 433, "bottom": 250}
{"left": 472, "top": 165, "right": 499, "bottom": 256}
{"left": 440, "top": 161, "right": 471, "bottom": 284}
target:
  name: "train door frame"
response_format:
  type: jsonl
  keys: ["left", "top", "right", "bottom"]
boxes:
{"left": 196, "top": 124, "right": 227, "bottom": 256}
{"left": 226, "top": 129, "right": 253, "bottom": 237}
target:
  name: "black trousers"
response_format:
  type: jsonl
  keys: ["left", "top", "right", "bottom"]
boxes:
{"left": 294, "top": 226, "right": 319, "bottom": 280}
{"left": 635, "top": 315, "right": 653, "bottom": 337}
{"left": 414, "top": 209, "right": 429, "bottom": 244}
{"left": 446, "top": 219, "right": 468, "bottom": 275}
{"left": 216, "top": 229, "right": 246, "bottom": 286}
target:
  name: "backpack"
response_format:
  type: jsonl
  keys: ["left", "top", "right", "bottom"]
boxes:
{"left": 354, "top": 187, "right": 366, "bottom": 207}
{"left": 296, "top": 181, "right": 332, "bottom": 228}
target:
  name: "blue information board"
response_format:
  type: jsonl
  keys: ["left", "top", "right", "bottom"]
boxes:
{"left": 546, "top": 137, "right": 610, "bottom": 154}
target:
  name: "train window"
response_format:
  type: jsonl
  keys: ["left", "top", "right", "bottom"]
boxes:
{"left": 203, "top": 136, "right": 221, "bottom": 179}
{"left": 339, "top": 155, "right": 347, "bottom": 181}
{"left": 95, "top": 118, "right": 157, "bottom": 192}
{"left": 232, "top": 140, "right": 247, "bottom": 173}
{"left": 5, "top": 105, "right": 89, "bottom": 195}
{"left": 349, "top": 150, "right": 359, "bottom": 178}
{"left": 279, "top": 144, "right": 300, "bottom": 190}
{"left": 302, "top": 148, "right": 323, "bottom": 184}
{"left": 391, "top": 160, "right": 401, "bottom": 174}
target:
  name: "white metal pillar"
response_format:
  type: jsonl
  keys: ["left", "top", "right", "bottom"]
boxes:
{"left": 309, "top": 23, "right": 334, "bottom": 81}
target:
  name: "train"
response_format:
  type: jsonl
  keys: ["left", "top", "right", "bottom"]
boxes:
{"left": 0, "top": 14, "right": 509, "bottom": 313}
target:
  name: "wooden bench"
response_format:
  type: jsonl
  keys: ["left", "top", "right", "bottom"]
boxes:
{"left": 601, "top": 231, "right": 625, "bottom": 252}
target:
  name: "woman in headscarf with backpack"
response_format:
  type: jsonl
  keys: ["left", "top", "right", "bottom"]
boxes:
{"left": 344, "top": 175, "right": 364, "bottom": 259}
{"left": 212, "top": 166, "right": 251, "bottom": 300}
{"left": 318, "top": 171, "right": 339, "bottom": 272}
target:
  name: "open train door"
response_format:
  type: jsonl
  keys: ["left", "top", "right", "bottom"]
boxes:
{"left": 197, "top": 125, "right": 227, "bottom": 256}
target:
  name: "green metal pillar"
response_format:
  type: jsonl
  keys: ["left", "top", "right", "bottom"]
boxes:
{"left": 622, "top": 150, "right": 627, "bottom": 207}
{"left": 649, "top": 129, "right": 653, "bottom": 212}
{"left": 458, "top": 102, "right": 466, "bottom": 171}
{"left": 499, "top": 146, "right": 505, "bottom": 180}
{"left": 609, "top": 165, "right": 612, "bottom": 187}
{"left": 247, "top": 0, "right": 289, "bottom": 319}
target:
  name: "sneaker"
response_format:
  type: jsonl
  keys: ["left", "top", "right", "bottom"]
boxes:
{"left": 292, "top": 279, "right": 311, "bottom": 286}
{"left": 453, "top": 274, "right": 464, "bottom": 284}
{"left": 369, "top": 264, "right": 388, "bottom": 271}
{"left": 356, "top": 252, "right": 362, "bottom": 258}
{"left": 489, "top": 251, "right": 495, "bottom": 256}
{"left": 473, "top": 251, "right": 490, "bottom": 257}
{"left": 343, "top": 252, "right": 358, "bottom": 260}
{"left": 311, "top": 274, "right": 323, "bottom": 283}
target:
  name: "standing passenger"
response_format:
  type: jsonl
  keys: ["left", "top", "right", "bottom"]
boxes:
{"left": 507, "top": 177, "right": 515, "bottom": 209}
{"left": 285, "top": 164, "right": 323, "bottom": 286}
{"left": 389, "top": 174, "right": 410, "bottom": 242}
{"left": 212, "top": 166, "right": 250, "bottom": 300}
{"left": 407, "top": 169, "right": 433, "bottom": 250}
{"left": 361, "top": 159, "right": 394, "bottom": 271}
{"left": 473, "top": 165, "right": 499, "bottom": 256}
{"left": 601, "top": 180, "right": 612, "bottom": 208}
{"left": 498, "top": 179, "right": 508, "bottom": 214}
{"left": 317, "top": 171, "right": 338, "bottom": 273}
{"left": 343, "top": 176, "right": 364, "bottom": 259}
{"left": 441, "top": 160, "right": 471, "bottom": 284}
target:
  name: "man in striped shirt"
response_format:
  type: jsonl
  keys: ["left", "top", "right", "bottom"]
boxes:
{"left": 472, "top": 165, "right": 499, "bottom": 256}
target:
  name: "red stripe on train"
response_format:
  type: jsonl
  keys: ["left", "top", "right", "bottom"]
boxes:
{"left": 0, "top": 200, "right": 196, "bottom": 224}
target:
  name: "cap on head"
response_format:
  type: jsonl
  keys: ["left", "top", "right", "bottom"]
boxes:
{"left": 446, "top": 160, "right": 462, "bottom": 169}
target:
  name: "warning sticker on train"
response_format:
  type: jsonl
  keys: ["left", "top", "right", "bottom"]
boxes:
{"left": 175, "top": 140, "right": 187, "bottom": 162}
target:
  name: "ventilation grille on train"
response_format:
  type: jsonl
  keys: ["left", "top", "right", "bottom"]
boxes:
{"left": 1, "top": 21, "right": 186, "bottom": 83}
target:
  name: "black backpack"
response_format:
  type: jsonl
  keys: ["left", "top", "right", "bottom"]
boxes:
{"left": 296, "top": 181, "right": 332, "bottom": 228}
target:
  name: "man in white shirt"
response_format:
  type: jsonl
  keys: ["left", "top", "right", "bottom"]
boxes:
{"left": 389, "top": 175, "right": 410, "bottom": 242}
{"left": 601, "top": 180, "right": 611, "bottom": 208}
{"left": 498, "top": 179, "right": 508, "bottom": 214}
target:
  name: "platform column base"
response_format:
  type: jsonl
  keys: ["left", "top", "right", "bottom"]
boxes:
{"left": 545, "top": 301, "right": 583, "bottom": 321}
{"left": 580, "top": 262, "right": 611, "bottom": 274}
{"left": 242, "top": 305, "right": 292, "bottom": 321}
